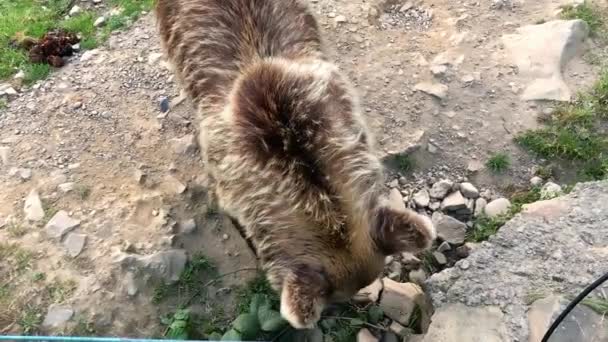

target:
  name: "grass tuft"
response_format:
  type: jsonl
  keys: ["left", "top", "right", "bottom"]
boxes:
{"left": 516, "top": 69, "right": 608, "bottom": 181}
{"left": 561, "top": 2, "right": 604, "bottom": 35}
{"left": 486, "top": 152, "right": 510, "bottom": 173}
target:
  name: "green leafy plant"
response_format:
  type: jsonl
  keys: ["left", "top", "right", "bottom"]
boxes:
{"left": 486, "top": 153, "right": 510, "bottom": 173}
{"left": 220, "top": 294, "right": 287, "bottom": 341}
{"left": 163, "top": 309, "right": 191, "bottom": 340}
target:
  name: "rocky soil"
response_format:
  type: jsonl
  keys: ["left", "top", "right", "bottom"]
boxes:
{"left": 0, "top": 0, "right": 606, "bottom": 339}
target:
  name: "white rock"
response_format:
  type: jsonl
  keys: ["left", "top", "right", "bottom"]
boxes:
{"left": 413, "top": 189, "right": 430, "bottom": 208}
{"left": 433, "top": 251, "right": 447, "bottom": 265}
{"left": 58, "top": 182, "right": 75, "bottom": 193}
{"left": 540, "top": 182, "right": 563, "bottom": 199}
{"left": 415, "top": 82, "right": 448, "bottom": 100}
{"left": 408, "top": 269, "right": 428, "bottom": 285}
{"left": 430, "top": 179, "right": 453, "bottom": 199}
{"left": 459, "top": 183, "right": 479, "bottom": 199}
{"left": 467, "top": 160, "right": 484, "bottom": 173}
{"left": 530, "top": 176, "right": 544, "bottom": 187}
{"left": 502, "top": 20, "right": 589, "bottom": 101}
{"left": 42, "top": 305, "right": 74, "bottom": 328}
{"left": 13, "top": 70, "right": 25, "bottom": 80}
{"left": 80, "top": 49, "right": 100, "bottom": 62}
{"left": 94, "top": 16, "right": 106, "bottom": 27}
{"left": 45, "top": 211, "right": 81, "bottom": 239}
{"left": 69, "top": 5, "right": 81, "bottom": 16}
{"left": 484, "top": 198, "right": 512, "bottom": 218}
{"left": 430, "top": 64, "right": 447, "bottom": 76}
{"left": 24, "top": 190, "right": 45, "bottom": 222}
{"left": 0, "top": 146, "right": 9, "bottom": 165}
{"left": 388, "top": 188, "right": 406, "bottom": 211}
{"left": 147, "top": 52, "right": 163, "bottom": 65}
{"left": 63, "top": 233, "right": 87, "bottom": 257}
{"left": 9, "top": 167, "right": 32, "bottom": 181}
{"left": 335, "top": 15, "right": 347, "bottom": 23}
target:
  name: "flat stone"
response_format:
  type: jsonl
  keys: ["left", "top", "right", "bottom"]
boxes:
{"left": 502, "top": 20, "right": 589, "bottom": 101}
{"left": 388, "top": 188, "right": 406, "bottom": 211}
{"left": 433, "top": 251, "right": 447, "bottom": 265}
{"left": 430, "top": 179, "right": 453, "bottom": 199}
{"left": 413, "top": 189, "right": 430, "bottom": 208}
{"left": 45, "top": 211, "right": 80, "bottom": 239}
{"left": 63, "top": 233, "right": 87, "bottom": 257}
{"left": 380, "top": 278, "right": 432, "bottom": 329}
{"left": 163, "top": 175, "right": 187, "bottom": 194}
{"left": 459, "top": 183, "right": 479, "bottom": 199}
{"left": 415, "top": 82, "right": 448, "bottom": 100}
{"left": 422, "top": 304, "right": 509, "bottom": 342}
{"left": 42, "top": 304, "right": 74, "bottom": 328}
{"left": 118, "top": 249, "right": 188, "bottom": 284}
{"left": 441, "top": 191, "right": 467, "bottom": 211}
{"left": 437, "top": 241, "right": 451, "bottom": 252}
{"left": 467, "top": 160, "right": 484, "bottom": 173}
{"left": 353, "top": 278, "right": 383, "bottom": 303}
{"left": 432, "top": 212, "right": 467, "bottom": 244}
{"left": 24, "top": 190, "right": 44, "bottom": 222}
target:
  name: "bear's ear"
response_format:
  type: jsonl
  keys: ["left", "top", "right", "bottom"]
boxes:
{"left": 279, "top": 264, "right": 331, "bottom": 330}
{"left": 371, "top": 206, "right": 436, "bottom": 255}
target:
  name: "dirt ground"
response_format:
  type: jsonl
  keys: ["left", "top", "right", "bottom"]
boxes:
{"left": 0, "top": 0, "right": 603, "bottom": 337}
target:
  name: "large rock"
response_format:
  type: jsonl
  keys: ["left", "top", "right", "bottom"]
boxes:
{"left": 431, "top": 212, "right": 467, "bottom": 244}
{"left": 426, "top": 181, "right": 608, "bottom": 341}
{"left": 459, "top": 183, "right": 479, "bottom": 199}
{"left": 422, "top": 304, "right": 509, "bottom": 342}
{"left": 45, "top": 211, "right": 80, "bottom": 239}
{"left": 24, "top": 190, "right": 44, "bottom": 222}
{"left": 63, "top": 233, "right": 87, "bottom": 257}
{"left": 502, "top": 20, "right": 589, "bottom": 101}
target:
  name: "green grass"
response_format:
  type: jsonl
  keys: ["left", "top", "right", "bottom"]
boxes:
{"left": 581, "top": 297, "right": 608, "bottom": 315}
{"left": 18, "top": 305, "right": 42, "bottom": 334}
{"left": 561, "top": 1, "right": 604, "bottom": 35}
{"left": 47, "top": 279, "right": 77, "bottom": 303}
{"left": 469, "top": 187, "right": 542, "bottom": 242}
{"left": 516, "top": 69, "right": 608, "bottom": 181}
{"left": 7, "top": 222, "right": 27, "bottom": 238}
{"left": 486, "top": 152, "right": 510, "bottom": 173}
{"left": 0, "top": 0, "right": 156, "bottom": 82}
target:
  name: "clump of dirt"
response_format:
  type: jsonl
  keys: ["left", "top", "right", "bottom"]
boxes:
{"left": 12, "top": 30, "right": 80, "bottom": 67}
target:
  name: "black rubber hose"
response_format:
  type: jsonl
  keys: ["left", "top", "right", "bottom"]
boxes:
{"left": 541, "top": 271, "right": 608, "bottom": 342}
